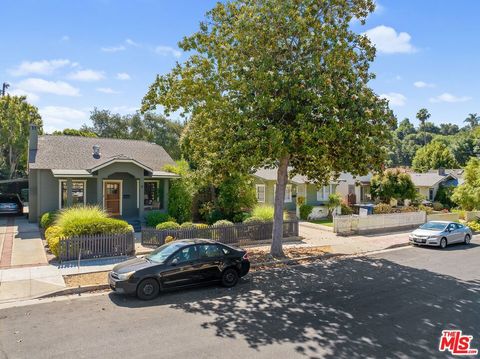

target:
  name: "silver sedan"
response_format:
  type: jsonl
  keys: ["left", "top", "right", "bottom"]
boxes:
{"left": 409, "top": 221, "right": 473, "bottom": 249}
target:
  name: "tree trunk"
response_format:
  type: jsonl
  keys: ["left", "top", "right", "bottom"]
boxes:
{"left": 271, "top": 155, "right": 290, "bottom": 257}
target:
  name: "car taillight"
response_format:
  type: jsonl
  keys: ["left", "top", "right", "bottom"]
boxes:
{"left": 242, "top": 252, "right": 249, "bottom": 260}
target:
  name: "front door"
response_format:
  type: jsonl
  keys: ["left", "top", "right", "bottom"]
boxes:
{"left": 104, "top": 181, "right": 121, "bottom": 215}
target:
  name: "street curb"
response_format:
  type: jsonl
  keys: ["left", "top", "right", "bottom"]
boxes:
{"left": 39, "top": 284, "right": 110, "bottom": 298}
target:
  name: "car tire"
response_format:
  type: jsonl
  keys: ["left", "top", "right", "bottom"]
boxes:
{"left": 464, "top": 234, "right": 471, "bottom": 245}
{"left": 221, "top": 268, "right": 239, "bottom": 288}
{"left": 136, "top": 278, "right": 160, "bottom": 300}
{"left": 440, "top": 237, "right": 448, "bottom": 249}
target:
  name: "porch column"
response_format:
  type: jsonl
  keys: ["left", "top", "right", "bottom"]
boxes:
{"left": 139, "top": 176, "right": 145, "bottom": 219}
{"left": 66, "top": 178, "right": 73, "bottom": 207}
{"left": 97, "top": 177, "right": 103, "bottom": 208}
{"left": 163, "top": 179, "right": 169, "bottom": 213}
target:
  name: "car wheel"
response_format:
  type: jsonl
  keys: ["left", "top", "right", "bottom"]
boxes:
{"left": 440, "top": 237, "right": 448, "bottom": 249}
{"left": 464, "top": 234, "right": 471, "bottom": 245}
{"left": 136, "top": 278, "right": 160, "bottom": 300}
{"left": 221, "top": 268, "right": 239, "bottom": 288}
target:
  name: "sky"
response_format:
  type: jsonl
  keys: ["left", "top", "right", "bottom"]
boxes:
{"left": 1, "top": 0, "right": 479, "bottom": 133}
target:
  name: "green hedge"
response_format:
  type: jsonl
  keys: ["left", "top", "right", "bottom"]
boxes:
{"left": 156, "top": 221, "right": 180, "bottom": 230}
{"left": 61, "top": 217, "right": 131, "bottom": 237}
{"left": 145, "top": 211, "right": 175, "bottom": 227}
{"left": 243, "top": 216, "right": 266, "bottom": 224}
{"left": 40, "top": 211, "right": 57, "bottom": 229}
{"left": 299, "top": 204, "right": 313, "bottom": 220}
{"left": 45, "top": 226, "right": 64, "bottom": 257}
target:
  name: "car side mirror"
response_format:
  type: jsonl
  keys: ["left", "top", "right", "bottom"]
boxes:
{"left": 171, "top": 258, "right": 178, "bottom": 266}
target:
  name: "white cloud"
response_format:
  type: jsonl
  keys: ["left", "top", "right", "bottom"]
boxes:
{"left": 39, "top": 106, "right": 88, "bottom": 132}
{"left": 429, "top": 93, "right": 471, "bottom": 103}
{"left": 8, "top": 89, "right": 40, "bottom": 103}
{"left": 67, "top": 69, "right": 105, "bottom": 81}
{"left": 16, "top": 78, "right": 80, "bottom": 96}
{"left": 112, "top": 105, "right": 138, "bottom": 114}
{"left": 363, "top": 25, "right": 416, "bottom": 54}
{"left": 8, "top": 59, "right": 71, "bottom": 76}
{"left": 61, "top": 35, "right": 70, "bottom": 42}
{"left": 125, "top": 38, "right": 140, "bottom": 47}
{"left": 101, "top": 45, "right": 126, "bottom": 52}
{"left": 96, "top": 87, "right": 120, "bottom": 94}
{"left": 116, "top": 72, "right": 131, "bottom": 80}
{"left": 414, "top": 81, "right": 435, "bottom": 88}
{"left": 155, "top": 45, "right": 182, "bottom": 58}
{"left": 380, "top": 92, "right": 406, "bottom": 106}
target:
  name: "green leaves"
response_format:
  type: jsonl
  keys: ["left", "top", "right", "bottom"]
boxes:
{"left": 0, "top": 95, "right": 42, "bottom": 179}
{"left": 412, "top": 141, "right": 458, "bottom": 173}
{"left": 452, "top": 158, "right": 480, "bottom": 210}
{"left": 371, "top": 169, "right": 417, "bottom": 203}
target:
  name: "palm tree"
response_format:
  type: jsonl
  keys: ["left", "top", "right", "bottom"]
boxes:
{"left": 416, "top": 108, "right": 431, "bottom": 146}
{"left": 464, "top": 113, "right": 479, "bottom": 128}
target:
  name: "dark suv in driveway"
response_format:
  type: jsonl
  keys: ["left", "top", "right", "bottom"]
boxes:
{"left": 0, "top": 194, "right": 23, "bottom": 215}
{"left": 109, "top": 239, "right": 250, "bottom": 300}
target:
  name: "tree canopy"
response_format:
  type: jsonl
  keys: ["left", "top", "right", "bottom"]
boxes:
{"left": 451, "top": 158, "right": 480, "bottom": 210}
{"left": 52, "top": 128, "right": 98, "bottom": 137}
{"left": 0, "top": 95, "right": 43, "bottom": 179}
{"left": 142, "top": 0, "right": 395, "bottom": 256}
{"left": 412, "top": 141, "right": 458, "bottom": 172}
{"left": 370, "top": 169, "right": 417, "bottom": 203}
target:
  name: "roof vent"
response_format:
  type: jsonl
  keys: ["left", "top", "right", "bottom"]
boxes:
{"left": 93, "top": 145, "right": 101, "bottom": 159}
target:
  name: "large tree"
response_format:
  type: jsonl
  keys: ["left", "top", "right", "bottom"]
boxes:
{"left": 142, "top": 0, "right": 395, "bottom": 256}
{"left": 464, "top": 113, "right": 479, "bottom": 129}
{"left": 370, "top": 169, "right": 417, "bottom": 204}
{"left": 0, "top": 95, "right": 42, "bottom": 179}
{"left": 416, "top": 108, "right": 431, "bottom": 146}
{"left": 452, "top": 157, "right": 480, "bottom": 210}
{"left": 412, "top": 140, "right": 458, "bottom": 172}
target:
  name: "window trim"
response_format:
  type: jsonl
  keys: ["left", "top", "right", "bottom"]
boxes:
{"left": 58, "top": 179, "right": 87, "bottom": 209}
{"left": 255, "top": 184, "right": 266, "bottom": 203}
{"left": 273, "top": 184, "right": 293, "bottom": 203}
{"left": 317, "top": 184, "right": 334, "bottom": 201}
{"left": 284, "top": 184, "right": 292, "bottom": 203}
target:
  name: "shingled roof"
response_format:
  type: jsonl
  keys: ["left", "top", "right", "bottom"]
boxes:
{"left": 29, "top": 135, "right": 176, "bottom": 171}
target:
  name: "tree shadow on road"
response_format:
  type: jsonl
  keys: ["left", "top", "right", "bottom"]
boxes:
{"left": 110, "top": 256, "right": 480, "bottom": 358}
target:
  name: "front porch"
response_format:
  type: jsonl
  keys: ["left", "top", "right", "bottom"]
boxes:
{"left": 53, "top": 160, "right": 179, "bottom": 222}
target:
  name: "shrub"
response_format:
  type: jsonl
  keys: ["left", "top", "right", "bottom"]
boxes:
{"left": 55, "top": 206, "right": 107, "bottom": 229}
{"left": 165, "top": 235, "right": 175, "bottom": 244}
{"left": 400, "top": 205, "right": 418, "bottom": 213}
{"left": 251, "top": 205, "right": 275, "bottom": 221}
{"left": 340, "top": 203, "right": 354, "bottom": 215}
{"left": 194, "top": 223, "right": 209, "bottom": 229}
{"left": 40, "top": 211, "right": 57, "bottom": 229}
{"left": 61, "top": 217, "right": 131, "bottom": 237}
{"left": 433, "top": 202, "right": 444, "bottom": 211}
{"left": 199, "top": 201, "right": 224, "bottom": 225}
{"left": 418, "top": 204, "right": 433, "bottom": 215}
{"left": 213, "top": 220, "right": 234, "bottom": 227}
{"left": 45, "top": 226, "right": 64, "bottom": 257}
{"left": 243, "top": 216, "right": 266, "bottom": 224}
{"left": 145, "top": 211, "right": 174, "bottom": 227}
{"left": 467, "top": 221, "right": 480, "bottom": 232}
{"left": 296, "top": 196, "right": 306, "bottom": 206}
{"left": 180, "top": 222, "right": 195, "bottom": 229}
{"left": 373, "top": 203, "right": 393, "bottom": 214}
{"left": 156, "top": 221, "right": 180, "bottom": 230}
{"left": 299, "top": 204, "right": 313, "bottom": 220}
{"left": 232, "top": 212, "right": 250, "bottom": 223}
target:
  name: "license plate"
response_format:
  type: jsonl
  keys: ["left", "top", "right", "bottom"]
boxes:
{"left": 415, "top": 239, "right": 423, "bottom": 243}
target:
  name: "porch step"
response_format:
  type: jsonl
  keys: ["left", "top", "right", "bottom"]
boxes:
{"left": 125, "top": 219, "right": 142, "bottom": 232}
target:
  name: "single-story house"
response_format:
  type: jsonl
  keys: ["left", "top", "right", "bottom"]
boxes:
{"left": 27, "top": 124, "right": 179, "bottom": 223}
{"left": 410, "top": 169, "right": 455, "bottom": 201}
{"left": 252, "top": 168, "right": 372, "bottom": 216}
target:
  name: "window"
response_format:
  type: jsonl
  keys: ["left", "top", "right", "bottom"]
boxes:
{"left": 256, "top": 184, "right": 265, "bottom": 203}
{"left": 144, "top": 181, "right": 159, "bottom": 207}
{"left": 170, "top": 245, "right": 199, "bottom": 264}
{"left": 198, "top": 244, "right": 224, "bottom": 259}
{"left": 317, "top": 185, "right": 334, "bottom": 201}
{"left": 429, "top": 188, "right": 434, "bottom": 201}
{"left": 273, "top": 184, "right": 293, "bottom": 203}
{"left": 59, "top": 180, "right": 86, "bottom": 209}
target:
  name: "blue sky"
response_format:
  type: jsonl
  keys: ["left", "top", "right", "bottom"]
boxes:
{"left": 1, "top": 0, "right": 479, "bottom": 132}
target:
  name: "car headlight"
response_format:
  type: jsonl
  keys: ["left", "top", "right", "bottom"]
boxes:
{"left": 427, "top": 236, "right": 438, "bottom": 240}
{"left": 117, "top": 271, "right": 135, "bottom": 281}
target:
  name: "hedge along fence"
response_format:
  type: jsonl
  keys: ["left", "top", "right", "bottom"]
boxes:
{"left": 57, "top": 232, "right": 135, "bottom": 262}
{"left": 141, "top": 220, "right": 299, "bottom": 247}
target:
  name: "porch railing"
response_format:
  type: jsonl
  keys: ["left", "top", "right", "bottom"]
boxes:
{"left": 141, "top": 220, "right": 299, "bottom": 247}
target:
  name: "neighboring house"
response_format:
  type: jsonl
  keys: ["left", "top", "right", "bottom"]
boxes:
{"left": 252, "top": 168, "right": 372, "bottom": 216}
{"left": 409, "top": 169, "right": 454, "bottom": 201}
{"left": 27, "top": 124, "right": 179, "bottom": 223}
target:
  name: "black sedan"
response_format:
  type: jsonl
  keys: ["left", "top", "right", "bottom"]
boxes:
{"left": 109, "top": 239, "right": 250, "bottom": 300}
{"left": 0, "top": 194, "right": 23, "bottom": 215}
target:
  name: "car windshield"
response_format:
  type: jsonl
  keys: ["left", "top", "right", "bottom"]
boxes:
{"left": 419, "top": 222, "right": 447, "bottom": 231}
{"left": 146, "top": 242, "right": 187, "bottom": 263}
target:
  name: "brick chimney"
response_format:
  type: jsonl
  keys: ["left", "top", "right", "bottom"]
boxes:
{"left": 438, "top": 167, "right": 445, "bottom": 176}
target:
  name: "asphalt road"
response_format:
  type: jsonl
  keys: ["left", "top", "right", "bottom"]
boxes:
{"left": 0, "top": 240, "right": 479, "bottom": 359}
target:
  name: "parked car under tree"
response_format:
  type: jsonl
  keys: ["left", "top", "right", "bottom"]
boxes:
{"left": 409, "top": 221, "right": 472, "bottom": 249}
{"left": 0, "top": 194, "right": 23, "bottom": 215}
{"left": 109, "top": 239, "right": 250, "bottom": 300}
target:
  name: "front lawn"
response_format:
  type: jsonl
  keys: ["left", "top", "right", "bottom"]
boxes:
{"left": 309, "top": 219, "right": 333, "bottom": 227}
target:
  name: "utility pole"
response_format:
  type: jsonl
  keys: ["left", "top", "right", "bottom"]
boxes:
{"left": 1, "top": 82, "right": 10, "bottom": 96}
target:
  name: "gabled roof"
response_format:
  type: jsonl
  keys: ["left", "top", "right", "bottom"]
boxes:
{"left": 29, "top": 135, "right": 176, "bottom": 172}
{"left": 253, "top": 168, "right": 371, "bottom": 185}
{"left": 410, "top": 172, "right": 453, "bottom": 187}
